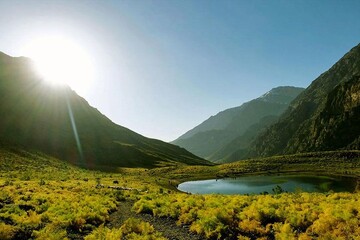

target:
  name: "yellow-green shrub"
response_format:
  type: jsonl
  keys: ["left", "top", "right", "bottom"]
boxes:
{"left": 132, "top": 192, "right": 360, "bottom": 239}
{"left": 0, "top": 223, "right": 18, "bottom": 240}
{"left": 85, "top": 219, "right": 166, "bottom": 240}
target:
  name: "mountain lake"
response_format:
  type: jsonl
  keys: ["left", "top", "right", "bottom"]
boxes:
{"left": 177, "top": 174, "right": 357, "bottom": 194}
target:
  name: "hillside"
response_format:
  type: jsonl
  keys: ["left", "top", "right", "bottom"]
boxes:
{"left": 247, "top": 43, "right": 360, "bottom": 158}
{"left": 172, "top": 86, "right": 304, "bottom": 160}
{"left": 0, "top": 51, "right": 210, "bottom": 169}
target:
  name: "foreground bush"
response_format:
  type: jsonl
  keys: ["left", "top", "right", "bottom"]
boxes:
{"left": 85, "top": 218, "right": 166, "bottom": 240}
{"left": 0, "top": 180, "right": 117, "bottom": 239}
{"left": 133, "top": 192, "right": 360, "bottom": 239}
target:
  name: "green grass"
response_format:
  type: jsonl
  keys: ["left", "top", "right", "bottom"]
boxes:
{"left": 156, "top": 151, "right": 360, "bottom": 185}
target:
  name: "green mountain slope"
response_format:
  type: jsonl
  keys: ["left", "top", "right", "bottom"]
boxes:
{"left": 172, "top": 86, "right": 304, "bottom": 160}
{"left": 247, "top": 43, "right": 360, "bottom": 158}
{"left": 0, "top": 51, "right": 210, "bottom": 169}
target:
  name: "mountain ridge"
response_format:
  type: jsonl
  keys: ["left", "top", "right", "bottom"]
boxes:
{"left": 247, "top": 43, "right": 360, "bottom": 158}
{"left": 0, "top": 51, "right": 210, "bottom": 169}
{"left": 172, "top": 86, "right": 304, "bottom": 160}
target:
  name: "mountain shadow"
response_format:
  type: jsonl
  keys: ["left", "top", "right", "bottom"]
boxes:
{"left": 0, "top": 51, "right": 210, "bottom": 169}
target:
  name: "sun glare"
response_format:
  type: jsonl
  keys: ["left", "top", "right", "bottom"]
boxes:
{"left": 22, "top": 36, "right": 94, "bottom": 94}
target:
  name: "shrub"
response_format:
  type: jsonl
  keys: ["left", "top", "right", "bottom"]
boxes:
{"left": 120, "top": 218, "right": 166, "bottom": 240}
{"left": 85, "top": 219, "right": 166, "bottom": 240}
{"left": 0, "top": 223, "right": 18, "bottom": 240}
{"left": 85, "top": 225, "right": 122, "bottom": 240}
{"left": 33, "top": 223, "right": 68, "bottom": 240}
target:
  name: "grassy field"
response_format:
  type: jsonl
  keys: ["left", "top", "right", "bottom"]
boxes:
{"left": 0, "top": 148, "right": 359, "bottom": 239}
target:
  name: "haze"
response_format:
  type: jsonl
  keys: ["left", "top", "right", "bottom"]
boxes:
{"left": 1, "top": 0, "right": 359, "bottom": 141}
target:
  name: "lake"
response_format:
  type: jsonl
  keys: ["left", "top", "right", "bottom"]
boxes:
{"left": 177, "top": 174, "right": 357, "bottom": 195}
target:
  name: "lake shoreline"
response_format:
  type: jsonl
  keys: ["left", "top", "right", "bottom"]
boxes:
{"left": 177, "top": 173, "right": 358, "bottom": 195}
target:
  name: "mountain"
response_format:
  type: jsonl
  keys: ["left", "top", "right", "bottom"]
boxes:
{"left": 172, "top": 86, "right": 304, "bottom": 161}
{"left": 210, "top": 115, "right": 279, "bottom": 163}
{"left": 247, "top": 43, "right": 360, "bottom": 158}
{"left": 0, "top": 51, "right": 210, "bottom": 169}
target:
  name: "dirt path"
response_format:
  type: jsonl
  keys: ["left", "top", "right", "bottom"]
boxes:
{"left": 106, "top": 200, "right": 203, "bottom": 240}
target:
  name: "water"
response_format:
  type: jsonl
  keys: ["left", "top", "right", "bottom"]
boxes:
{"left": 177, "top": 175, "right": 357, "bottom": 195}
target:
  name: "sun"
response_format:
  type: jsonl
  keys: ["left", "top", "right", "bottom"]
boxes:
{"left": 22, "top": 36, "right": 94, "bottom": 94}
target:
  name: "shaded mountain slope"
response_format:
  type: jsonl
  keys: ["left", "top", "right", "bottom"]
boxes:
{"left": 247, "top": 43, "right": 360, "bottom": 158}
{"left": 287, "top": 75, "right": 360, "bottom": 152}
{"left": 211, "top": 115, "right": 279, "bottom": 163}
{"left": 172, "top": 87, "right": 303, "bottom": 160}
{"left": 0, "top": 51, "right": 209, "bottom": 169}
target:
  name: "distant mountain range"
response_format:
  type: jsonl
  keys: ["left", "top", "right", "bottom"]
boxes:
{"left": 247, "top": 43, "right": 360, "bottom": 158}
{"left": 2, "top": 43, "right": 359, "bottom": 169}
{"left": 174, "top": 43, "right": 360, "bottom": 163}
{"left": 172, "top": 86, "right": 304, "bottom": 162}
{"left": 0, "top": 52, "right": 210, "bottom": 169}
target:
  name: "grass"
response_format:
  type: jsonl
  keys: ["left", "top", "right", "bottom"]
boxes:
{"left": 155, "top": 151, "right": 360, "bottom": 186}
{"left": 0, "top": 147, "right": 359, "bottom": 239}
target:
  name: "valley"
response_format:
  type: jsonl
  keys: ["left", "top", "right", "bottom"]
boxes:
{"left": 0, "top": 10, "right": 360, "bottom": 239}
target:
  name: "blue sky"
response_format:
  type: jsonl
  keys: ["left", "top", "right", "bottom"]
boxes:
{"left": 0, "top": 0, "right": 360, "bottom": 141}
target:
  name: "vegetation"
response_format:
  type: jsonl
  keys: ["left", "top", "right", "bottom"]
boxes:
{"left": 84, "top": 218, "right": 166, "bottom": 240}
{"left": 133, "top": 191, "right": 360, "bottom": 239}
{"left": 0, "top": 148, "right": 162, "bottom": 239}
{"left": 0, "top": 147, "right": 359, "bottom": 239}
{"left": 153, "top": 151, "right": 360, "bottom": 184}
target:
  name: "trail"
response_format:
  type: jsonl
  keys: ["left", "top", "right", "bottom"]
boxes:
{"left": 106, "top": 200, "right": 202, "bottom": 240}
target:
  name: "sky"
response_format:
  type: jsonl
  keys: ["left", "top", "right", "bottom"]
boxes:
{"left": 0, "top": 0, "right": 360, "bottom": 142}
